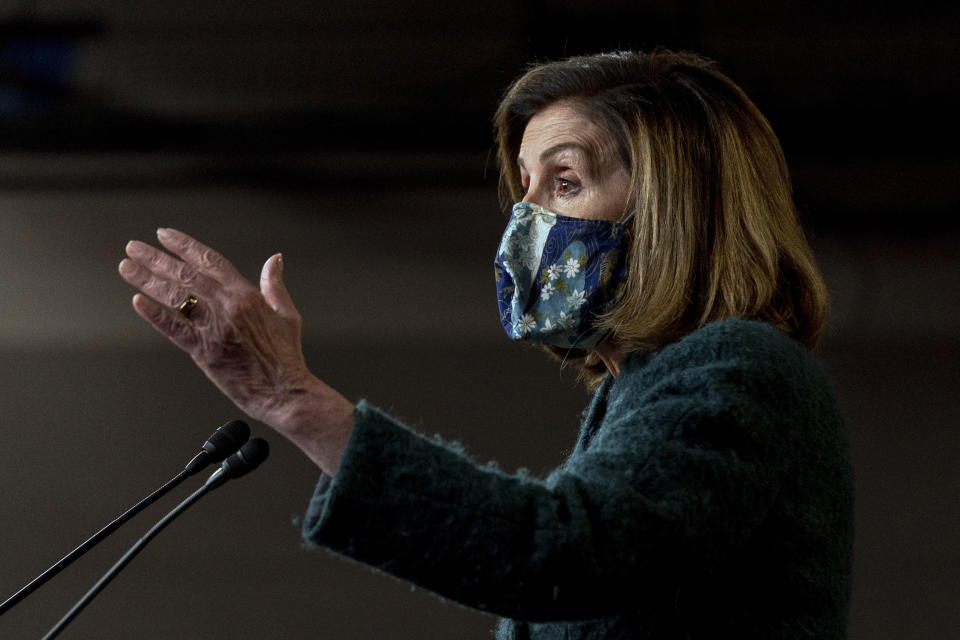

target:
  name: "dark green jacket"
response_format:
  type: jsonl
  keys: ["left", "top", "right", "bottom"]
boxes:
{"left": 302, "top": 319, "right": 854, "bottom": 639}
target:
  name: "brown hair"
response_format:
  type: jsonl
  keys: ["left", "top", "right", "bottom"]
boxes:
{"left": 493, "top": 50, "right": 828, "bottom": 387}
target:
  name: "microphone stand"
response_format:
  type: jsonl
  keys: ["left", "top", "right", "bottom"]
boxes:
{"left": 0, "top": 469, "right": 188, "bottom": 617}
{"left": 41, "top": 469, "right": 227, "bottom": 639}
{"left": 42, "top": 438, "right": 267, "bottom": 639}
{"left": 1, "top": 420, "right": 248, "bottom": 617}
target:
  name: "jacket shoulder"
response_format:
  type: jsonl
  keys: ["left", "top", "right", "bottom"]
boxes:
{"left": 624, "top": 318, "right": 814, "bottom": 379}
{"left": 612, "top": 318, "right": 838, "bottom": 434}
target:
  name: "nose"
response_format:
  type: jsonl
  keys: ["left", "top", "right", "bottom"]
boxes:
{"left": 520, "top": 175, "right": 544, "bottom": 207}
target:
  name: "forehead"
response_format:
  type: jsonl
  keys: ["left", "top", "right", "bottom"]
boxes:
{"left": 518, "top": 102, "right": 607, "bottom": 166}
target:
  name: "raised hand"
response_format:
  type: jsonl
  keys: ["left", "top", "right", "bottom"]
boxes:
{"left": 119, "top": 228, "right": 353, "bottom": 475}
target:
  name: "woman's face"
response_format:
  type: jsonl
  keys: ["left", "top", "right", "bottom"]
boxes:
{"left": 518, "top": 101, "right": 631, "bottom": 221}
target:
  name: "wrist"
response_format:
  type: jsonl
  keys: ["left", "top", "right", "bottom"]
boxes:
{"left": 270, "top": 374, "right": 355, "bottom": 476}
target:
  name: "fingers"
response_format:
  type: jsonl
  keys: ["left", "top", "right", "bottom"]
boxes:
{"left": 131, "top": 293, "right": 200, "bottom": 353}
{"left": 260, "top": 253, "right": 299, "bottom": 319}
{"left": 156, "top": 228, "right": 245, "bottom": 287}
{"left": 120, "top": 230, "right": 291, "bottom": 347}
{"left": 120, "top": 242, "right": 219, "bottom": 310}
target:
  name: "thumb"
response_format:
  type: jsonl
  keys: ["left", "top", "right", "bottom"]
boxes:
{"left": 260, "top": 253, "right": 297, "bottom": 317}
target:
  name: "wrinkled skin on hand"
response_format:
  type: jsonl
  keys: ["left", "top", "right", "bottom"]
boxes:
{"left": 119, "top": 228, "right": 353, "bottom": 475}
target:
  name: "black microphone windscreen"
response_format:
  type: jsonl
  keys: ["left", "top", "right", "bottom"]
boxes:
{"left": 202, "top": 420, "right": 250, "bottom": 462}
{"left": 221, "top": 438, "right": 269, "bottom": 480}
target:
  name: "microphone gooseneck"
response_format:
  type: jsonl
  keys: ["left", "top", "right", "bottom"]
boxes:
{"left": 0, "top": 420, "right": 250, "bottom": 618}
{"left": 42, "top": 438, "right": 269, "bottom": 640}
{"left": 183, "top": 419, "right": 251, "bottom": 476}
{"left": 204, "top": 437, "right": 270, "bottom": 489}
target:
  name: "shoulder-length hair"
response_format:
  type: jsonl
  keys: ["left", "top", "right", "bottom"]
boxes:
{"left": 493, "top": 50, "right": 828, "bottom": 386}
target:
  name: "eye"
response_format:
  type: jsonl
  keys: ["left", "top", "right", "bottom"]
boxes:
{"left": 555, "top": 177, "right": 578, "bottom": 197}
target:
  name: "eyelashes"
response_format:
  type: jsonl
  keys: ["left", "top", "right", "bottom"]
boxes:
{"left": 520, "top": 174, "right": 582, "bottom": 201}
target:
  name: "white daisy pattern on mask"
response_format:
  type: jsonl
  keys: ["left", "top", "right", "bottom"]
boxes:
{"left": 521, "top": 244, "right": 542, "bottom": 271}
{"left": 567, "top": 288, "right": 587, "bottom": 307}
{"left": 495, "top": 201, "right": 632, "bottom": 349}
{"left": 541, "top": 281, "right": 555, "bottom": 301}
{"left": 515, "top": 313, "right": 537, "bottom": 335}
{"left": 556, "top": 310, "right": 575, "bottom": 329}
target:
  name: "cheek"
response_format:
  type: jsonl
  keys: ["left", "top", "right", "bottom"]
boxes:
{"left": 600, "top": 194, "right": 627, "bottom": 221}
{"left": 595, "top": 173, "right": 631, "bottom": 221}
{"left": 575, "top": 188, "right": 622, "bottom": 221}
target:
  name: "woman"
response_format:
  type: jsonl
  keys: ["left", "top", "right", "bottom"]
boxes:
{"left": 118, "top": 50, "right": 854, "bottom": 639}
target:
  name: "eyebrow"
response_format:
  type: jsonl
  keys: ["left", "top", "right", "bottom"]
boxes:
{"left": 517, "top": 142, "right": 592, "bottom": 171}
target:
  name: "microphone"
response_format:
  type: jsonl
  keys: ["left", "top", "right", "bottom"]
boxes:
{"left": 42, "top": 438, "right": 270, "bottom": 639}
{"left": 203, "top": 436, "right": 270, "bottom": 489}
{"left": 184, "top": 419, "right": 251, "bottom": 475}
{"left": 0, "top": 420, "right": 250, "bottom": 617}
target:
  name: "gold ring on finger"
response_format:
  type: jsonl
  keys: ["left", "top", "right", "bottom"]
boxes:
{"left": 177, "top": 295, "right": 199, "bottom": 319}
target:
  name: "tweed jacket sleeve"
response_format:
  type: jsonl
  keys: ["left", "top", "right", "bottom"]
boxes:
{"left": 300, "top": 319, "right": 851, "bottom": 626}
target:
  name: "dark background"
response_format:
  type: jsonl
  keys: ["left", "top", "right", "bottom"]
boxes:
{"left": 0, "top": 1, "right": 957, "bottom": 638}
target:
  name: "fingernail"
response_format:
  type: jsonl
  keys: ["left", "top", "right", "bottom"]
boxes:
{"left": 277, "top": 253, "right": 284, "bottom": 270}
{"left": 119, "top": 258, "right": 135, "bottom": 274}
{"left": 157, "top": 228, "right": 173, "bottom": 240}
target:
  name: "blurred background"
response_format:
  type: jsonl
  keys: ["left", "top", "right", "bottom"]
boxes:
{"left": 0, "top": 1, "right": 957, "bottom": 638}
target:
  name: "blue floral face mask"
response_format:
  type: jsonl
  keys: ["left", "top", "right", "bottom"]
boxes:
{"left": 494, "top": 201, "right": 634, "bottom": 349}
